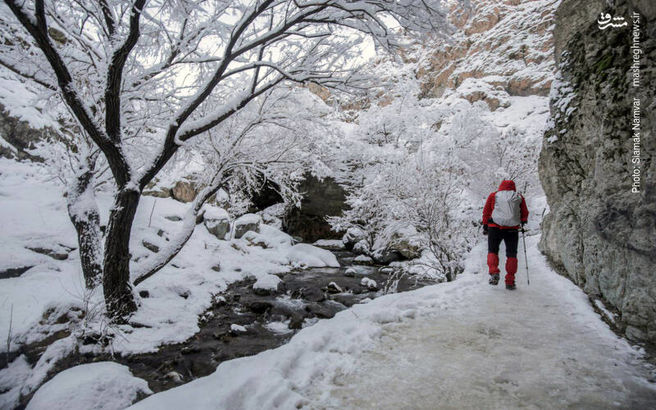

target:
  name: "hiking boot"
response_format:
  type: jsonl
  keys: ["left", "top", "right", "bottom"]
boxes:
{"left": 489, "top": 274, "right": 499, "bottom": 285}
{"left": 506, "top": 283, "right": 516, "bottom": 290}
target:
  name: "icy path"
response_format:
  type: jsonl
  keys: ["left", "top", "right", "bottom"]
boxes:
{"left": 324, "top": 236, "right": 656, "bottom": 409}
{"left": 131, "top": 235, "right": 655, "bottom": 410}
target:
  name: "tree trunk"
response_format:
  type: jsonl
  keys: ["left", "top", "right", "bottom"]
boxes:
{"left": 67, "top": 167, "right": 103, "bottom": 288}
{"left": 103, "top": 188, "right": 139, "bottom": 320}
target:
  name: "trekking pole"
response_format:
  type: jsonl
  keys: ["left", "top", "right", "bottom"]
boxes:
{"left": 521, "top": 228, "right": 529, "bottom": 285}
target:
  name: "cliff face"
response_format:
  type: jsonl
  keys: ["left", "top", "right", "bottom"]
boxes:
{"left": 539, "top": 0, "right": 656, "bottom": 343}
{"left": 418, "top": 0, "right": 559, "bottom": 98}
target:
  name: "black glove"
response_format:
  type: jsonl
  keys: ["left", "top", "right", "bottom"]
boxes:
{"left": 520, "top": 222, "right": 526, "bottom": 233}
{"left": 483, "top": 224, "right": 488, "bottom": 236}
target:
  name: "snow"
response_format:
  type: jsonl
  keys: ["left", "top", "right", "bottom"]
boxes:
{"left": 265, "top": 320, "right": 293, "bottom": 335}
{"left": 230, "top": 324, "right": 247, "bottom": 333}
{"left": 26, "top": 362, "right": 151, "bottom": 410}
{"left": 202, "top": 205, "right": 229, "bottom": 220}
{"left": 354, "top": 254, "right": 373, "bottom": 263}
{"left": 0, "top": 159, "right": 77, "bottom": 273}
{"left": 253, "top": 274, "right": 281, "bottom": 292}
{"left": 0, "top": 355, "right": 31, "bottom": 407}
{"left": 286, "top": 243, "right": 340, "bottom": 268}
{"left": 234, "top": 213, "right": 262, "bottom": 227}
{"left": 0, "top": 158, "right": 346, "bottom": 406}
{"left": 129, "top": 235, "right": 656, "bottom": 409}
{"left": 312, "top": 239, "right": 345, "bottom": 249}
{"left": 0, "top": 74, "right": 61, "bottom": 129}
{"left": 594, "top": 299, "right": 617, "bottom": 324}
{"left": 360, "top": 277, "right": 377, "bottom": 289}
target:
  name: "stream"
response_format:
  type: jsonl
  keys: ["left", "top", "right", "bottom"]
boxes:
{"left": 13, "top": 247, "right": 437, "bottom": 408}
{"left": 120, "top": 248, "right": 436, "bottom": 393}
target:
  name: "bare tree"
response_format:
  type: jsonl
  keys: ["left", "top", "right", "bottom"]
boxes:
{"left": 0, "top": 0, "right": 446, "bottom": 319}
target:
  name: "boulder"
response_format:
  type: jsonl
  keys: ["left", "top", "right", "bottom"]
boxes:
{"left": 203, "top": 207, "right": 231, "bottom": 240}
{"left": 234, "top": 213, "right": 262, "bottom": 239}
{"left": 352, "top": 239, "right": 370, "bottom": 255}
{"left": 342, "top": 227, "right": 367, "bottom": 249}
{"left": 326, "top": 282, "right": 343, "bottom": 294}
{"left": 388, "top": 227, "right": 423, "bottom": 260}
{"left": 171, "top": 180, "right": 197, "bottom": 203}
{"left": 353, "top": 255, "right": 374, "bottom": 265}
{"left": 252, "top": 274, "right": 282, "bottom": 296}
{"left": 344, "top": 268, "right": 357, "bottom": 277}
{"left": 360, "top": 277, "right": 378, "bottom": 291}
{"left": 371, "top": 248, "right": 402, "bottom": 264}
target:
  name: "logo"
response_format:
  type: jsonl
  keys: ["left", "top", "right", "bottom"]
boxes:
{"left": 597, "top": 13, "right": 628, "bottom": 30}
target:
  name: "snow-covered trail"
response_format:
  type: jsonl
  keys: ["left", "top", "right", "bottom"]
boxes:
{"left": 129, "top": 235, "right": 655, "bottom": 410}
{"left": 324, "top": 236, "right": 656, "bottom": 409}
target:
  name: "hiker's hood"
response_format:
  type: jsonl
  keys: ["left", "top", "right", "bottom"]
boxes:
{"left": 498, "top": 180, "right": 516, "bottom": 191}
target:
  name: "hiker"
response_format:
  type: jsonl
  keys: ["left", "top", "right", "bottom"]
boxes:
{"left": 482, "top": 180, "right": 528, "bottom": 290}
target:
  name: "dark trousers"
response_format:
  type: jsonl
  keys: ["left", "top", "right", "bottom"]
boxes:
{"left": 488, "top": 227, "right": 518, "bottom": 257}
{"left": 487, "top": 227, "right": 519, "bottom": 284}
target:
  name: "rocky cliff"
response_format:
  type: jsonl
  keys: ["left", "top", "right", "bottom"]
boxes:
{"left": 539, "top": 0, "right": 655, "bottom": 344}
{"left": 418, "top": 0, "right": 559, "bottom": 98}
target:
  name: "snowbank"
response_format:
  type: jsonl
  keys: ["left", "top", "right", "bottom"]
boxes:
{"left": 286, "top": 243, "right": 340, "bottom": 268}
{"left": 27, "top": 362, "right": 151, "bottom": 410}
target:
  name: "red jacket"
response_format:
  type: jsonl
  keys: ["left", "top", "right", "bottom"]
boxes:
{"left": 482, "top": 180, "right": 529, "bottom": 229}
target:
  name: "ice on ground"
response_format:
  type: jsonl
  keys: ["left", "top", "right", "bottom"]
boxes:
{"left": 286, "top": 243, "right": 340, "bottom": 268}
{"left": 130, "top": 236, "right": 656, "bottom": 410}
{"left": 26, "top": 362, "right": 151, "bottom": 410}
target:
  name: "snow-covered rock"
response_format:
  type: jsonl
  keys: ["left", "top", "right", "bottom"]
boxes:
{"left": 170, "top": 180, "right": 196, "bottom": 203}
{"left": 371, "top": 248, "right": 402, "bottom": 265}
{"left": 286, "top": 244, "right": 339, "bottom": 268}
{"left": 352, "top": 239, "right": 370, "bottom": 255}
{"left": 353, "top": 254, "right": 374, "bottom": 265}
{"left": 230, "top": 324, "right": 247, "bottom": 333}
{"left": 233, "top": 213, "right": 262, "bottom": 239}
{"left": 342, "top": 227, "right": 366, "bottom": 249}
{"left": 326, "top": 282, "right": 343, "bottom": 293}
{"left": 453, "top": 78, "right": 511, "bottom": 111}
{"left": 253, "top": 274, "right": 282, "bottom": 296}
{"left": 313, "top": 239, "right": 345, "bottom": 250}
{"left": 203, "top": 206, "right": 230, "bottom": 240}
{"left": 360, "top": 277, "right": 378, "bottom": 290}
{"left": 26, "top": 362, "right": 151, "bottom": 410}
